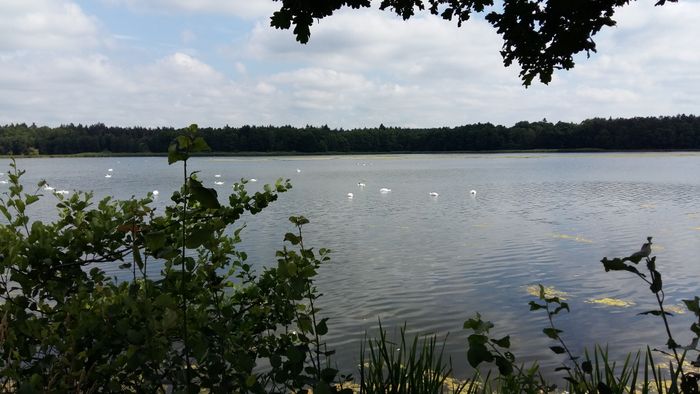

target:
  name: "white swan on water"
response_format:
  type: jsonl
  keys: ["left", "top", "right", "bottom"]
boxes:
{"left": 214, "top": 181, "right": 224, "bottom": 185}
{"left": 214, "top": 174, "right": 221, "bottom": 178}
{"left": 357, "top": 182, "right": 366, "bottom": 187}
{"left": 43, "top": 185, "right": 55, "bottom": 191}
{"left": 108, "top": 168, "right": 113, "bottom": 172}
{"left": 429, "top": 192, "right": 439, "bottom": 197}
{"left": 0, "top": 180, "right": 8, "bottom": 184}
{"left": 105, "top": 174, "right": 112, "bottom": 178}
{"left": 470, "top": 190, "right": 477, "bottom": 196}
{"left": 379, "top": 188, "right": 391, "bottom": 193}
{"left": 249, "top": 178, "right": 257, "bottom": 182}
{"left": 152, "top": 190, "right": 159, "bottom": 196}
{"left": 56, "top": 190, "right": 70, "bottom": 195}
{"left": 347, "top": 193, "right": 354, "bottom": 199}
{"left": 296, "top": 168, "right": 301, "bottom": 173}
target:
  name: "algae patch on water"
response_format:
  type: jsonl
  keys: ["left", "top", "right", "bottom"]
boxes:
{"left": 551, "top": 233, "right": 593, "bottom": 244}
{"left": 526, "top": 285, "right": 569, "bottom": 300}
{"left": 585, "top": 297, "right": 635, "bottom": 308}
{"left": 665, "top": 304, "right": 687, "bottom": 314}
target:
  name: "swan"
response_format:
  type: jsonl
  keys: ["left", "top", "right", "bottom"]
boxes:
{"left": 214, "top": 181, "right": 224, "bottom": 185}
{"left": 357, "top": 182, "right": 366, "bottom": 187}
{"left": 105, "top": 174, "right": 112, "bottom": 178}
{"left": 152, "top": 190, "right": 159, "bottom": 196}
{"left": 43, "top": 185, "right": 55, "bottom": 191}
{"left": 214, "top": 174, "right": 221, "bottom": 178}
{"left": 429, "top": 192, "right": 439, "bottom": 197}
{"left": 108, "top": 168, "right": 113, "bottom": 172}
{"left": 379, "top": 188, "right": 391, "bottom": 193}
{"left": 56, "top": 190, "right": 70, "bottom": 195}
{"left": 249, "top": 178, "right": 257, "bottom": 182}
{"left": 470, "top": 190, "right": 477, "bottom": 196}
{"left": 347, "top": 193, "right": 354, "bottom": 198}
{"left": 296, "top": 168, "right": 301, "bottom": 173}
{"left": 0, "top": 180, "right": 8, "bottom": 184}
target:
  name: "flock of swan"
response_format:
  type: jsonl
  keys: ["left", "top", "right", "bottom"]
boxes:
{"left": 4, "top": 166, "right": 477, "bottom": 203}
{"left": 348, "top": 182, "right": 477, "bottom": 199}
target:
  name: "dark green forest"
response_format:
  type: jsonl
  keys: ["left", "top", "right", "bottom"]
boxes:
{"left": 2, "top": 115, "right": 699, "bottom": 155}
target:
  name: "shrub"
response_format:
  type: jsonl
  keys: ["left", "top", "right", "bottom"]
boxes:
{"left": 0, "top": 125, "right": 345, "bottom": 393}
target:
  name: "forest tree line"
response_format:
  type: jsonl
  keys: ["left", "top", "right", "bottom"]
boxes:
{"left": 1, "top": 115, "right": 699, "bottom": 155}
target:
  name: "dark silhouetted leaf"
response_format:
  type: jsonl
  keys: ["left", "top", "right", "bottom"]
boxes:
{"left": 543, "top": 328, "right": 563, "bottom": 339}
{"left": 582, "top": 360, "right": 593, "bottom": 374}
{"left": 650, "top": 270, "right": 662, "bottom": 293}
{"left": 495, "top": 355, "right": 513, "bottom": 376}
{"left": 550, "top": 346, "right": 566, "bottom": 354}
{"left": 638, "top": 310, "right": 672, "bottom": 317}
{"left": 189, "top": 179, "right": 220, "bottom": 209}
{"left": 491, "top": 335, "right": 510, "bottom": 348}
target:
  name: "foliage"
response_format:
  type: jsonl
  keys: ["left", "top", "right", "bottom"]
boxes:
{"left": 269, "top": 0, "right": 678, "bottom": 85}
{"left": 457, "top": 238, "right": 700, "bottom": 393}
{"left": 359, "top": 322, "right": 456, "bottom": 394}
{"left": 0, "top": 125, "right": 344, "bottom": 393}
{"left": 2, "top": 115, "right": 700, "bottom": 155}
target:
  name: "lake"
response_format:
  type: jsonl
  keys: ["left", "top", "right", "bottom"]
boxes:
{"left": 4, "top": 152, "right": 700, "bottom": 378}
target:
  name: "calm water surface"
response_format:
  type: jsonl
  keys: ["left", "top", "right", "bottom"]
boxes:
{"left": 5, "top": 152, "right": 700, "bottom": 377}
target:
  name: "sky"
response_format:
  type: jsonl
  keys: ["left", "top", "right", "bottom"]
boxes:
{"left": 0, "top": 0, "right": 699, "bottom": 129}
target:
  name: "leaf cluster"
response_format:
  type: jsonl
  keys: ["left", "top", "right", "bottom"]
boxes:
{"left": 0, "top": 127, "right": 339, "bottom": 393}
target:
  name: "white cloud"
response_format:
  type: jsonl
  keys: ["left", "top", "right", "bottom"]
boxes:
{"left": 0, "top": 1, "right": 699, "bottom": 128}
{"left": 246, "top": 8, "right": 509, "bottom": 81}
{"left": 0, "top": 0, "right": 101, "bottom": 51}
{"left": 181, "top": 29, "right": 196, "bottom": 44}
{"left": 104, "top": 0, "right": 277, "bottom": 19}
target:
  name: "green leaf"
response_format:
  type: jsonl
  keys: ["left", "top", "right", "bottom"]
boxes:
{"left": 163, "top": 308, "right": 178, "bottom": 330}
{"left": 284, "top": 232, "right": 301, "bottom": 245}
{"left": 321, "top": 367, "right": 338, "bottom": 382}
{"left": 550, "top": 346, "right": 566, "bottom": 354}
{"left": 25, "top": 194, "right": 39, "bottom": 205}
{"left": 554, "top": 302, "right": 570, "bottom": 314}
{"left": 650, "top": 270, "right": 662, "bottom": 293}
{"left": 191, "top": 136, "right": 210, "bottom": 153}
{"left": 0, "top": 205, "right": 11, "bottom": 221}
{"left": 316, "top": 318, "right": 329, "bottom": 336}
{"left": 529, "top": 301, "right": 546, "bottom": 311}
{"left": 543, "top": 328, "right": 563, "bottom": 339}
{"left": 186, "top": 226, "right": 215, "bottom": 248}
{"left": 494, "top": 355, "right": 513, "bottom": 376}
{"left": 189, "top": 179, "right": 220, "bottom": 209}
{"left": 598, "top": 382, "right": 613, "bottom": 394}
{"left": 638, "top": 310, "right": 673, "bottom": 316}
{"left": 683, "top": 297, "right": 700, "bottom": 314}
{"left": 601, "top": 257, "right": 633, "bottom": 272}
{"left": 691, "top": 323, "right": 700, "bottom": 337}
{"left": 463, "top": 313, "right": 494, "bottom": 334}
{"left": 245, "top": 374, "right": 257, "bottom": 387}
{"left": 467, "top": 334, "right": 494, "bottom": 368}
{"left": 313, "top": 384, "right": 332, "bottom": 394}
{"left": 298, "top": 314, "right": 313, "bottom": 333}
{"left": 491, "top": 335, "right": 510, "bottom": 348}
{"left": 582, "top": 360, "right": 593, "bottom": 374}
{"left": 144, "top": 230, "right": 167, "bottom": 251}
{"left": 167, "top": 137, "right": 189, "bottom": 164}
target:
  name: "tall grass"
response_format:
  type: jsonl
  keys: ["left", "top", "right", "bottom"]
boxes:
{"left": 359, "top": 322, "right": 460, "bottom": 394}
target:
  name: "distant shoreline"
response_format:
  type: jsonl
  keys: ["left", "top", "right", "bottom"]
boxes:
{"left": 3, "top": 148, "right": 700, "bottom": 159}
